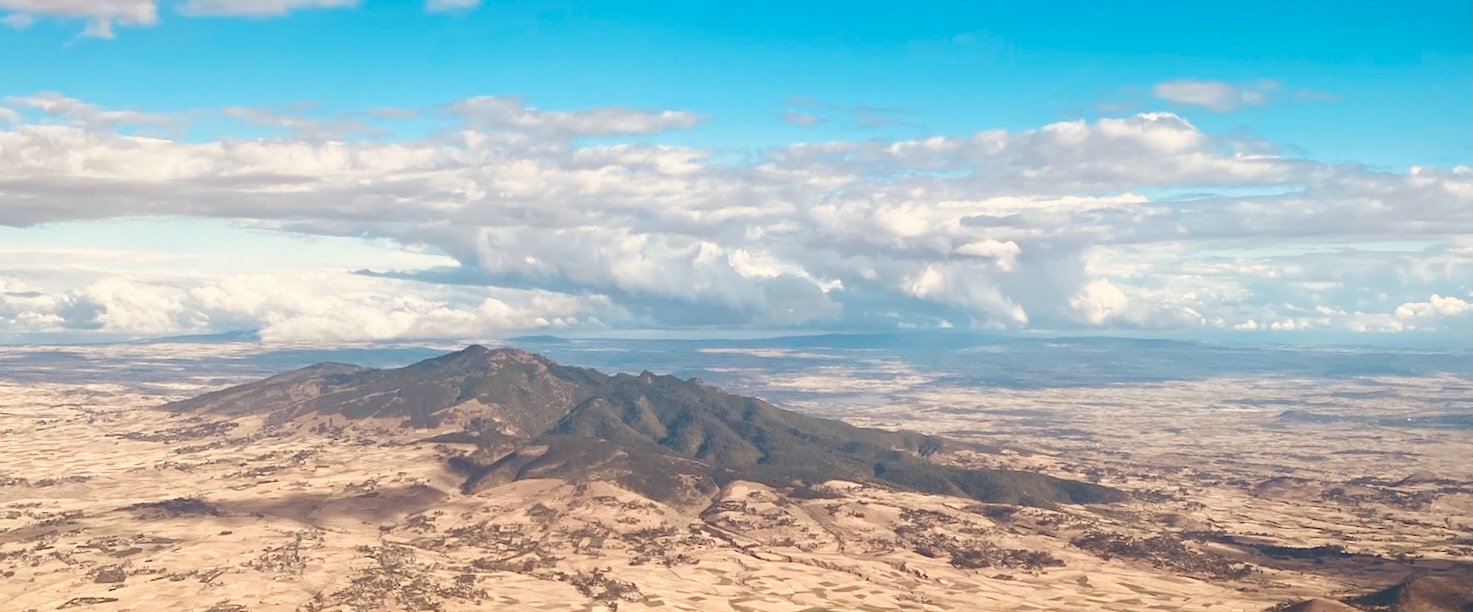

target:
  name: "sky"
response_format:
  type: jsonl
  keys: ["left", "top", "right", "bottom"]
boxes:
{"left": 0, "top": 0, "right": 1469, "bottom": 345}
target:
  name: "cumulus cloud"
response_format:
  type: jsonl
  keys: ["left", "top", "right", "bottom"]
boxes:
{"left": 0, "top": 268, "right": 603, "bottom": 343}
{"left": 1069, "top": 279, "right": 1129, "bottom": 325}
{"left": 1152, "top": 79, "right": 1281, "bottom": 112}
{"left": 0, "top": 92, "right": 1468, "bottom": 341}
{"left": 1394, "top": 294, "right": 1472, "bottom": 319}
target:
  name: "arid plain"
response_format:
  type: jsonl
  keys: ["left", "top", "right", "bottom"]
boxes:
{"left": 1, "top": 340, "right": 1469, "bottom": 612}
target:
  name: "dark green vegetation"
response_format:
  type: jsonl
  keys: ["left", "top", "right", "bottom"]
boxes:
{"left": 1070, "top": 531, "right": 1254, "bottom": 582}
{"left": 167, "top": 345, "right": 1122, "bottom": 508}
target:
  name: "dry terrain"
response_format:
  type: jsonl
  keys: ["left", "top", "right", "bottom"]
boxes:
{"left": 0, "top": 349, "right": 1468, "bottom": 611}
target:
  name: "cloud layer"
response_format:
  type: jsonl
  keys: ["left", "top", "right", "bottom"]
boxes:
{"left": 0, "top": 93, "right": 1468, "bottom": 342}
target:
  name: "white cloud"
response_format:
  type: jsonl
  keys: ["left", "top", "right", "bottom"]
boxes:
{"left": 0, "top": 0, "right": 157, "bottom": 37}
{"left": 0, "top": 268, "right": 604, "bottom": 343}
{"left": 1394, "top": 294, "right": 1472, "bottom": 319}
{"left": 0, "top": 93, "right": 1468, "bottom": 340}
{"left": 1152, "top": 79, "right": 1282, "bottom": 112}
{"left": 425, "top": 0, "right": 478, "bottom": 11}
{"left": 954, "top": 240, "right": 1021, "bottom": 271}
{"left": 448, "top": 96, "right": 706, "bottom": 139}
{"left": 2, "top": 92, "right": 174, "bottom": 130}
{"left": 177, "top": 0, "right": 357, "bottom": 17}
{"left": 901, "top": 264, "right": 1028, "bottom": 327}
{"left": 782, "top": 111, "right": 823, "bottom": 126}
{"left": 1069, "top": 279, "right": 1129, "bottom": 325}
{"left": 1, "top": 0, "right": 450, "bottom": 37}
{"left": 1, "top": 11, "right": 34, "bottom": 28}
{"left": 220, "top": 105, "right": 379, "bottom": 140}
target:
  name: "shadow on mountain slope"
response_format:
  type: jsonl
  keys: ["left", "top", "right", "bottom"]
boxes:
{"left": 167, "top": 345, "right": 1123, "bottom": 509}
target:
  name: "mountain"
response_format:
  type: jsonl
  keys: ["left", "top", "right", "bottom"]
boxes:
{"left": 1276, "top": 570, "right": 1473, "bottom": 612}
{"left": 165, "top": 345, "right": 1123, "bottom": 509}
{"left": 1344, "top": 572, "right": 1473, "bottom": 611}
{"left": 166, "top": 346, "right": 604, "bottom": 434}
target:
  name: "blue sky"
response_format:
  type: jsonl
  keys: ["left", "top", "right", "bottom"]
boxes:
{"left": 5, "top": 1, "right": 1469, "bottom": 165}
{"left": 0, "top": 0, "right": 1469, "bottom": 345}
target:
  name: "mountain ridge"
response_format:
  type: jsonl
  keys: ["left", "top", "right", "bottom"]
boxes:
{"left": 165, "top": 345, "right": 1124, "bottom": 508}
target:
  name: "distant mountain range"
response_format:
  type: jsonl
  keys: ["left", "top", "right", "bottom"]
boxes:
{"left": 166, "top": 345, "right": 1123, "bottom": 509}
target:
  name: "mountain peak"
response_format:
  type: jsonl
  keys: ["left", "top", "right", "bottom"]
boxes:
{"left": 460, "top": 343, "right": 493, "bottom": 355}
{"left": 451, "top": 344, "right": 518, "bottom": 359}
{"left": 436, "top": 344, "right": 540, "bottom": 365}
